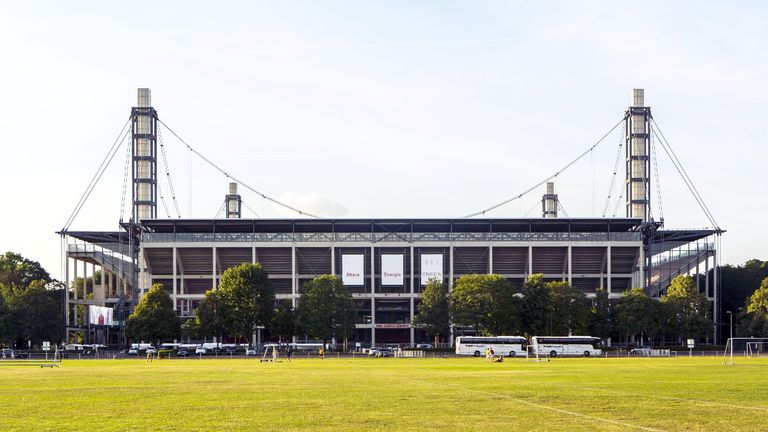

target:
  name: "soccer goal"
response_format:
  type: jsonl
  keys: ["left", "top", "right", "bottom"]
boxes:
{"left": 0, "top": 348, "right": 62, "bottom": 369}
{"left": 260, "top": 344, "right": 279, "bottom": 363}
{"left": 722, "top": 337, "right": 768, "bottom": 365}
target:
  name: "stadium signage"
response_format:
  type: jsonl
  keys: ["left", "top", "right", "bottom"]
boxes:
{"left": 420, "top": 254, "right": 443, "bottom": 286}
{"left": 88, "top": 305, "right": 114, "bottom": 326}
{"left": 375, "top": 323, "right": 410, "bottom": 329}
{"left": 342, "top": 254, "right": 365, "bottom": 286}
{"left": 381, "top": 254, "right": 404, "bottom": 286}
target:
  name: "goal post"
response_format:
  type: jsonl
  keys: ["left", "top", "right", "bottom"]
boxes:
{"left": 722, "top": 337, "right": 768, "bottom": 365}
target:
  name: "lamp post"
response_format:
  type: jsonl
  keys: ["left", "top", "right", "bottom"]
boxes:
{"left": 726, "top": 310, "right": 733, "bottom": 365}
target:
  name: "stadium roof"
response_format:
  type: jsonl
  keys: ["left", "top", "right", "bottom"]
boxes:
{"left": 138, "top": 218, "right": 644, "bottom": 234}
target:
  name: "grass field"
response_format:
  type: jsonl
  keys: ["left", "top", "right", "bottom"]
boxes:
{"left": 1, "top": 356, "right": 767, "bottom": 431}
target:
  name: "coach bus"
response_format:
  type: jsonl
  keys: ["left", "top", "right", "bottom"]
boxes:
{"left": 455, "top": 336, "right": 527, "bottom": 358}
{"left": 531, "top": 336, "right": 602, "bottom": 357}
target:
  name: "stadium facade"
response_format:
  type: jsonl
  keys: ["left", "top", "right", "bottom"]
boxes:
{"left": 60, "top": 88, "right": 722, "bottom": 346}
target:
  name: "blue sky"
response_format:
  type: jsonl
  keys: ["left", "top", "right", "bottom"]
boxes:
{"left": 0, "top": 1, "right": 765, "bottom": 278}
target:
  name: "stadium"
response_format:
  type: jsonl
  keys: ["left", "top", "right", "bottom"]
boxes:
{"left": 59, "top": 88, "right": 723, "bottom": 347}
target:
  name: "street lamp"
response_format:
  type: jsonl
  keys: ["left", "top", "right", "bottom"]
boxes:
{"left": 726, "top": 310, "right": 733, "bottom": 365}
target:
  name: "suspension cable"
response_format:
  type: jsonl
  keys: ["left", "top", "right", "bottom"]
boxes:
{"left": 158, "top": 119, "right": 321, "bottom": 218}
{"left": 242, "top": 200, "right": 261, "bottom": 218}
{"left": 522, "top": 199, "right": 542, "bottom": 217}
{"left": 157, "top": 127, "right": 182, "bottom": 218}
{"left": 612, "top": 183, "right": 625, "bottom": 217}
{"left": 462, "top": 117, "right": 624, "bottom": 218}
{"left": 601, "top": 127, "right": 624, "bottom": 217}
{"left": 214, "top": 199, "right": 226, "bottom": 219}
{"left": 119, "top": 134, "right": 132, "bottom": 222}
{"left": 558, "top": 200, "right": 570, "bottom": 218}
{"left": 157, "top": 177, "right": 172, "bottom": 218}
{"left": 650, "top": 126, "right": 664, "bottom": 222}
{"left": 62, "top": 117, "right": 132, "bottom": 231}
{"left": 650, "top": 118, "right": 719, "bottom": 229}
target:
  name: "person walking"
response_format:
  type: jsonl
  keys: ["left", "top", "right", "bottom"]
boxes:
{"left": 286, "top": 346, "right": 293, "bottom": 362}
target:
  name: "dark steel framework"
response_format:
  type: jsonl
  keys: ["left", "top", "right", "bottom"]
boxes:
{"left": 625, "top": 106, "right": 652, "bottom": 222}
{"left": 131, "top": 105, "right": 158, "bottom": 222}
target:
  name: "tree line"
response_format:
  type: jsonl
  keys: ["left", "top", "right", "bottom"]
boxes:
{"left": 126, "top": 264, "right": 357, "bottom": 347}
{"left": 0, "top": 252, "right": 65, "bottom": 348}
{"left": 3, "top": 250, "right": 768, "bottom": 349}
{"left": 416, "top": 273, "right": 713, "bottom": 347}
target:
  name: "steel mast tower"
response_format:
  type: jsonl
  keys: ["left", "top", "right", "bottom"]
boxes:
{"left": 131, "top": 88, "right": 158, "bottom": 222}
{"left": 542, "top": 182, "right": 558, "bottom": 218}
{"left": 225, "top": 182, "right": 242, "bottom": 219}
{"left": 625, "top": 88, "right": 651, "bottom": 222}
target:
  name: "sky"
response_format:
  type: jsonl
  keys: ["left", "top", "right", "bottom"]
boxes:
{"left": 0, "top": 1, "right": 765, "bottom": 280}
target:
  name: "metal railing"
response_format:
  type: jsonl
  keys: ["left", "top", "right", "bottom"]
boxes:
{"left": 142, "top": 231, "right": 642, "bottom": 244}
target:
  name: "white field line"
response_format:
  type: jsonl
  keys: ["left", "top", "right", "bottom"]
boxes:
{"left": 433, "top": 382, "right": 666, "bottom": 432}
{"left": 561, "top": 384, "right": 768, "bottom": 413}
{"left": 371, "top": 368, "right": 667, "bottom": 432}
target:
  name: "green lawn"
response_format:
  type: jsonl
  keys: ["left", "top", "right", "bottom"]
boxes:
{"left": 1, "top": 356, "right": 766, "bottom": 431}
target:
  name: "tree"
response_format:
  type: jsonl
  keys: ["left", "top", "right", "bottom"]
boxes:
{"left": 412, "top": 280, "right": 450, "bottom": 346}
{"left": 450, "top": 274, "right": 521, "bottom": 336}
{"left": 195, "top": 290, "right": 227, "bottom": 341}
{"left": 661, "top": 275, "right": 711, "bottom": 343}
{"left": 739, "top": 277, "right": 768, "bottom": 337}
{"left": 486, "top": 277, "right": 522, "bottom": 336}
{"left": 270, "top": 302, "right": 297, "bottom": 343}
{"left": 0, "top": 251, "right": 51, "bottom": 291}
{"left": 296, "top": 275, "right": 357, "bottom": 347}
{"left": 546, "top": 281, "right": 590, "bottom": 335}
{"left": 615, "top": 287, "right": 662, "bottom": 346}
{"left": 125, "top": 284, "right": 180, "bottom": 345}
{"left": 217, "top": 263, "right": 275, "bottom": 343}
{"left": 0, "top": 288, "right": 10, "bottom": 344}
{"left": 719, "top": 260, "right": 768, "bottom": 324}
{"left": 589, "top": 288, "right": 613, "bottom": 339}
{"left": 521, "top": 274, "right": 550, "bottom": 336}
{"left": 450, "top": 274, "right": 493, "bottom": 333}
{"left": 7, "top": 280, "right": 65, "bottom": 346}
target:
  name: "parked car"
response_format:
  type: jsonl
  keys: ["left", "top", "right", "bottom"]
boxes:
{"left": 127, "top": 348, "right": 139, "bottom": 355}
{"left": 195, "top": 346, "right": 207, "bottom": 355}
{"left": 415, "top": 344, "right": 433, "bottom": 349}
{"left": 177, "top": 348, "right": 190, "bottom": 357}
{"left": 225, "top": 346, "right": 237, "bottom": 355}
{"left": 630, "top": 347, "right": 652, "bottom": 356}
{"left": 368, "top": 347, "right": 393, "bottom": 358}
{"left": 145, "top": 346, "right": 157, "bottom": 355}
{"left": 246, "top": 348, "right": 258, "bottom": 356}
{"left": 1, "top": 348, "right": 14, "bottom": 359}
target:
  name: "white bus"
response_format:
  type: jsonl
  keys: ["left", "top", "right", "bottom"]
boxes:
{"left": 455, "top": 336, "right": 527, "bottom": 358}
{"left": 531, "top": 336, "right": 602, "bottom": 357}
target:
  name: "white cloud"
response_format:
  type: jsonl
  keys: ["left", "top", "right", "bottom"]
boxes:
{"left": 273, "top": 192, "right": 348, "bottom": 218}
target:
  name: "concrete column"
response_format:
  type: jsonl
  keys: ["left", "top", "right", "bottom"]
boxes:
{"left": 73, "top": 257, "right": 78, "bottom": 326}
{"left": 172, "top": 246, "right": 177, "bottom": 311}
{"left": 607, "top": 245, "right": 613, "bottom": 294}
{"left": 212, "top": 246, "right": 217, "bottom": 290}
{"left": 705, "top": 256, "right": 710, "bottom": 298}
{"left": 638, "top": 246, "right": 645, "bottom": 291}
{"left": 370, "top": 246, "right": 376, "bottom": 347}
{"left": 409, "top": 246, "right": 415, "bottom": 346}
{"left": 65, "top": 254, "right": 70, "bottom": 340}
{"left": 291, "top": 246, "right": 297, "bottom": 309}
{"left": 713, "top": 247, "right": 719, "bottom": 343}
{"left": 331, "top": 246, "right": 336, "bottom": 275}
{"left": 567, "top": 245, "right": 573, "bottom": 285}
{"left": 488, "top": 246, "right": 493, "bottom": 274}
{"left": 449, "top": 246, "right": 454, "bottom": 346}
{"left": 252, "top": 246, "right": 256, "bottom": 264}
{"left": 449, "top": 246, "right": 454, "bottom": 290}
{"left": 528, "top": 245, "right": 533, "bottom": 277}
